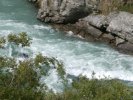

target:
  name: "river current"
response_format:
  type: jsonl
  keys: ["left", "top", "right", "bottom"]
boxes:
{"left": 0, "top": 0, "right": 133, "bottom": 89}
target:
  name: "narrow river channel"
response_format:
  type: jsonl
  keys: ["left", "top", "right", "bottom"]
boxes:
{"left": 0, "top": 0, "right": 133, "bottom": 90}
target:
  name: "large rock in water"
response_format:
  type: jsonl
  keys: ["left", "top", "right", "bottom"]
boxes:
{"left": 76, "top": 11, "right": 133, "bottom": 52}
{"left": 36, "top": 0, "right": 99, "bottom": 23}
{"left": 80, "top": 11, "right": 133, "bottom": 43}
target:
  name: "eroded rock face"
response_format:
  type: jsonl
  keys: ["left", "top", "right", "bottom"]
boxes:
{"left": 82, "top": 15, "right": 106, "bottom": 28}
{"left": 107, "top": 12, "right": 133, "bottom": 43}
{"left": 80, "top": 11, "right": 133, "bottom": 43}
{"left": 75, "top": 11, "right": 133, "bottom": 53}
{"left": 36, "top": 0, "right": 99, "bottom": 23}
{"left": 76, "top": 19, "right": 103, "bottom": 38}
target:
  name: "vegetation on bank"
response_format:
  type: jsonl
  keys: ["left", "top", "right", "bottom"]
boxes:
{"left": 119, "top": 3, "right": 133, "bottom": 13}
{"left": 99, "top": 0, "right": 133, "bottom": 14}
{"left": 0, "top": 33, "right": 133, "bottom": 100}
{"left": 48, "top": 76, "right": 133, "bottom": 100}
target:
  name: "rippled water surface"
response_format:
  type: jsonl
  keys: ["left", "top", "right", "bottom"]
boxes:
{"left": 0, "top": 0, "right": 133, "bottom": 88}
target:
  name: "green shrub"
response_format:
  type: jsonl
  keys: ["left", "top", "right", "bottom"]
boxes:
{"left": 119, "top": 4, "right": 133, "bottom": 13}
{"left": 0, "top": 54, "right": 66, "bottom": 100}
{"left": 0, "top": 37, "right": 6, "bottom": 48}
{"left": 8, "top": 32, "right": 32, "bottom": 47}
{"left": 54, "top": 76, "right": 133, "bottom": 100}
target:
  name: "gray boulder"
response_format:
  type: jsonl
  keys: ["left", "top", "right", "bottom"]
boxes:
{"left": 75, "top": 11, "right": 133, "bottom": 52}
{"left": 80, "top": 11, "right": 133, "bottom": 44}
{"left": 37, "top": 0, "right": 99, "bottom": 23}
{"left": 107, "top": 12, "right": 133, "bottom": 44}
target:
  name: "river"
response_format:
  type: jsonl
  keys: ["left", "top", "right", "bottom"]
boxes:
{"left": 0, "top": 0, "right": 133, "bottom": 90}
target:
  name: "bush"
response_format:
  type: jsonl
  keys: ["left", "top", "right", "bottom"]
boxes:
{"left": 0, "top": 54, "right": 67, "bottom": 100}
{"left": 53, "top": 76, "right": 133, "bottom": 100}
{"left": 8, "top": 32, "right": 32, "bottom": 47}
{"left": 0, "top": 37, "right": 6, "bottom": 48}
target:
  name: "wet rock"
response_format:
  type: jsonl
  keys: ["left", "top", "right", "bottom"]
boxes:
{"left": 102, "top": 33, "right": 115, "bottom": 40}
{"left": 20, "top": 53, "right": 29, "bottom": 58}
{"left": 117, "top": 42, "right": 133, "bottom": 52}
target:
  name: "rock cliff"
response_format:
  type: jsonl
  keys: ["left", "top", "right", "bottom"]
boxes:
{"left": 33, "top": 0, "right": 99, "bottom": 23}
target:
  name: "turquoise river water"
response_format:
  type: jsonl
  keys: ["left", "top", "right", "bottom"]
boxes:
{"left": 0, "top": 0, "right": 133, "bottom": 90}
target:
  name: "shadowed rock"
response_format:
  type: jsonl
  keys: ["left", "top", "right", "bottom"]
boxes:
{"left": 36, "top": 0, "right": 99, "bottom": 24}
{"left": 21, "top": 53, "right": 29, "bottom": 58}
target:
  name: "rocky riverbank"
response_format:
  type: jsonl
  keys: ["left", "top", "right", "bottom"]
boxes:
{"left": 75, "top": 11, "right": 133, "bottom": 54}
{"left": 29, "top": 0, "right": 133, "bottom": 54}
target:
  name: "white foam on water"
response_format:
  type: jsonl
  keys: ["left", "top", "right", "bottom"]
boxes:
{"left": 30, "top": 37, "right": 133, "bottom": 82}
{"left": 0, "top": 18, "right": 132, "bottom": 82}
{"left": 40, "top": 69, "right": 64, "bottom": 92}
{"left": 0, "top": 20, "right": 32, "bottom": 31}
{"left": 0, "top": 0, "right": 133, "bottom": 91}
{"left": 66, "top": 31, "right": 74, "bottom": 36}
{"left": 33, "top": 25, "right": 51, "bottom": 30}
{"left": 0, "top": 30, "right": 13, "bottom": 35}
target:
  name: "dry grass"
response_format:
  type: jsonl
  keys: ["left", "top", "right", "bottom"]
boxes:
{"left": 99, "top": 0, "right": 122, "bottom": 15}
{"left": 99, "top": 0, "right": 133, "bottom": 14}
